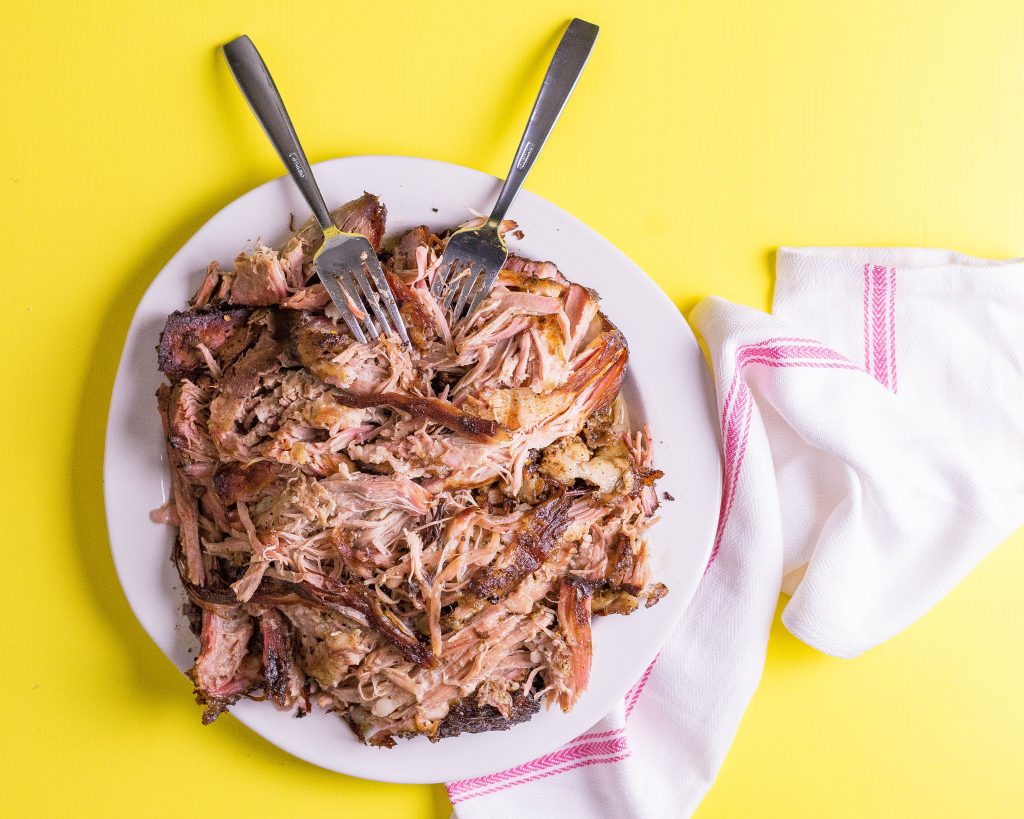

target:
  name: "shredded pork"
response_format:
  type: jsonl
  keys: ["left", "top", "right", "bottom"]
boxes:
{"left": 155, "top": 193, "right": 666, "bottom": 745}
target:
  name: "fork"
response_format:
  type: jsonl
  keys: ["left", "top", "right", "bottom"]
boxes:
{"left": 433, "top": 18, "right": 599, "bottom": 320}
{"left": 222, "top": 35, "right": 408, "bottom": 345}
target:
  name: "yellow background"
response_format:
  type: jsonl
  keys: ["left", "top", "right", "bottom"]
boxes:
{"left": 3, "top": 0, "right": 1023, "bottom": 816}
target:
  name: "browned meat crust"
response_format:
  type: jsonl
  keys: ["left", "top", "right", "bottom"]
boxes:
{"left": 334, "top": 388, "right": 505, "bottom": 443}
{"left": 212, "top": 461, "right": 279, "bottom": 505}
{"left": 435, "top": 690, "right": 541, "bottom": 739}
{"left": 259, "top": 609, "right": 306, "bottom": 711}
{"left": 185, "top": 577, "right": 433, "bottom": 666}
{"left": 385, "top": 270, "right": 436, "bottom": 350}
{"left": 157, "top": 306, "right": 251, "bottom": 382}
{"left": 294, "top": 192, "right": 387, "bottom": 258}
{"left": 469, "top": 493, "right": 576, "bottom": 601}
{"left": 334, "top": 192, "right": 387, "bottom": 252}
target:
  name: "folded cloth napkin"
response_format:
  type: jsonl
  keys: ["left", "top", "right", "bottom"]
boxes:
{"left": 446, "top": 247, "right": 1024, "bottom": 817}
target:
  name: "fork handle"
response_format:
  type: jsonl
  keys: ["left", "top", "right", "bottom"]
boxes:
{"left": 488, "top": 18, "right": 599, "bottom": 227}
{"left": 223, "top": 35, "right": 334, "bottom": 231}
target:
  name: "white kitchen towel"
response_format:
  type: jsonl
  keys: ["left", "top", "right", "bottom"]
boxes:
{"left": 446, "top": 247, "right": 1024, "bottom": 817}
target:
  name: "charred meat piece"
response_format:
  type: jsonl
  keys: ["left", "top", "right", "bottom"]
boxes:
{"left": 213, "top": 460, "right": 280, "bottom": 505}
{"left": 157, "top": 306, "right": 252, "bottom": 382}
{"left": 334, "top": 389, "right": 505, "bottom": 443}
{"left": 294, "top": 192, "right": 387, "bottom": 260}
{"left": 385, "top": 270, "right": 436, "bottom": 350}
{"left": 435, "top": 689, "right": 541, "bottom": 739}
{"left": 469, "top": 493, "right": 576, "bottom": 601}
{"left": 259, "top": 609, "right": 305, "bottom": 711}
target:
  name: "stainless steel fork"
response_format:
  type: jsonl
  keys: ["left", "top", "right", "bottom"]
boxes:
{"left": 222, "top": 36, "right": 408, "bottom": 345}
{"left": 433, "top": 18, "right": 599, "bottom": 319}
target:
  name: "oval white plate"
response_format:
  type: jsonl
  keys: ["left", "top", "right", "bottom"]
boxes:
{"left": 104, "top": 155, "right": 721, "bottom": 784}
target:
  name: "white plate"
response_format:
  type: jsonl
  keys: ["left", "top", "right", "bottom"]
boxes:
{"left": 104, "top": 155, "right": 721, "bottom": 784}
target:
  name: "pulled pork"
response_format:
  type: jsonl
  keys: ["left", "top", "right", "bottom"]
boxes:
{"left": 155, "top": 193, "right": 667, "bottom": 745}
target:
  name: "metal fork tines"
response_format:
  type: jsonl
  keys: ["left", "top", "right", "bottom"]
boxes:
{"left": 317, "top": 228, "right": 409, "bottom": 345}
{"left": 222, "top": 35, "right": 408, "bottom": 345}
{"left": 431, "top": 230, "right": 511, "bottom": 319}
{"left": 432, "top": 18, "right": 599, "bottom": 320}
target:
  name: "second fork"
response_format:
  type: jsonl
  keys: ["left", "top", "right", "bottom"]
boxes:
{"left": 433, "top": 18, "right": 599, "bottom": 319}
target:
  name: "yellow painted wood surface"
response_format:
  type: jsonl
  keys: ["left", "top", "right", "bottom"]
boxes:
{"left": 3, "top": 1, "right": 1022, "bottom": 816}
